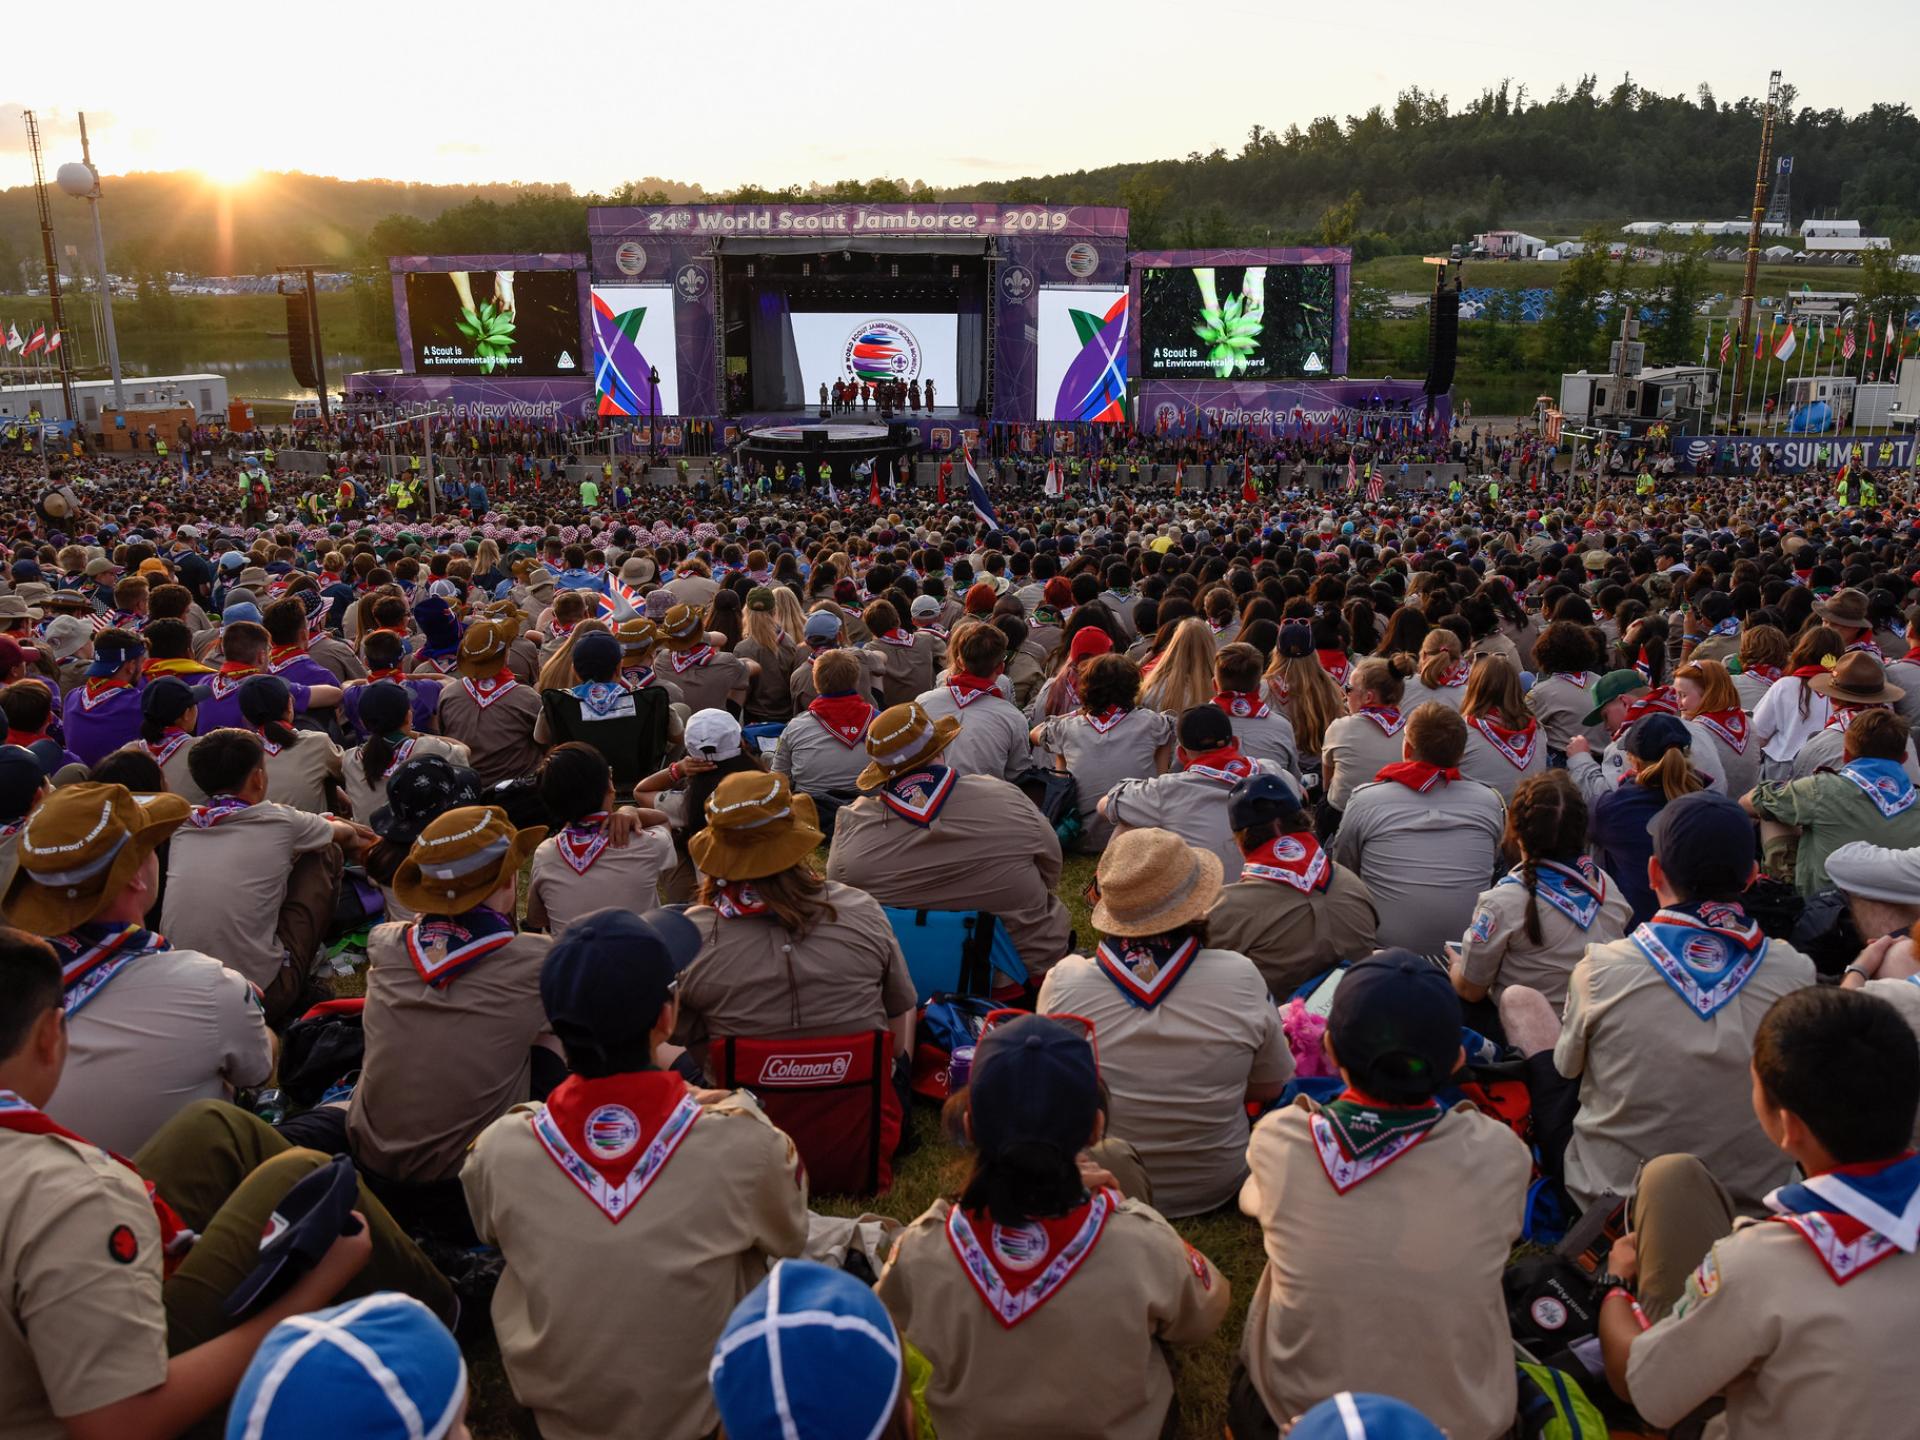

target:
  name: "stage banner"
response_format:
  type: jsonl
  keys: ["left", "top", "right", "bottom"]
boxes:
{"left": 589, "top": 285, "right": 681, "bottom": 418}
{"left": 1129, "top": 248, "right": 1351, "bottom": 383}
{"left": 388, "top": 254, "right": 589, "bottom": 377}
{"left": 344, "top": 372, "right": 594, "bottom": 424}
{"left": 1673, "top": 433, "right": 1914, "bottom": 473}
{"left": 995, "top": 230, "right": 1130, "bottom": 425}
{"left": 1136, "top": 378, "right": 1444, "bottom": 440}
{"left": 1036, "top": 287, "right": 1129, "bottom": 424}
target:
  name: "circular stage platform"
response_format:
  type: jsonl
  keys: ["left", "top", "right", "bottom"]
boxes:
{"left": 734, "top": 419, "right": 920, "bottom": 480}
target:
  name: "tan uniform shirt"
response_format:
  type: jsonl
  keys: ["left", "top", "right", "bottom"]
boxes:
{"left": 461, "top": 1092, "right": 809, "bottom": 1440}
{"left": 1240, "top": 1100, "right": 1530, "bottom": 1440}
{"left": 1034, "top": 707, "right": 1173, "bottom": 851}
{"left": 260, "top": 728, "right": 343, "bottom": 815}
{"left": 308, "top": 632, "right": 365, "bottom": 683}
{"left": 1320, "top": 712, "right": 1408, "bottom": 813}
{"left": 1103, "top": 761, "right": 1288, "bottom": 883}
{"left": 435, "top": 675, "right": 545, "bottom": 786}
{"left": 0, "top": 1127, "right": 168, "bottom": 1439}
{"left": 672, "top": 881, "right": 918, "bottom": 1048}
{"left": 770, "top": 709, "right": 871, "bottom": 797}
{"left": 788, "top": 649, "right": 884, "bottom": 710}
{"left": 525, "top": 823, "right": 674, "bottom": 936}
{"left": 1731, "top": 670, "right": 1774, "bottom": 715}
{"left": 1225, "top": 707, "right": 1301, "bottom": 777}
{"left": 1526, "top": 671, "right": 1607, "bottom": 751}
{"left": 661, "top": 649, "right": 749, "bottom": 716}
{"left": 827, "top": 774, "right": 1072, "bottom": 976}
{"left": 915, "top": 684, "right": 1032, "bottom": 782}
{"left": 162, "top": 801, "right": 336, "bottom": 989}
{"left": 1555, "top": 933, "right": 1816, "bottom": 1212}
{"left": 340, "top": 734, "right": 472, "bottom": 823}
{"left": 737, "top": 635, "right": 800, "bottom": 720}
{"left": 864, "top": 633, "right": 941, "bottom": 707}
{"left": 1627, "top": 1216, "right": 1920, "bottom": 1437}
{"left": 1206, "top": 863, "right": 1380, "bottom": 1000}
{"left": 1687, "top": 717, "right": 1763, "bottom": 800}
{"left": 346, "top": 923, "right": 552, "bottom": 1184}
{"left": 877, "top": 1195, "right": 1230, "bottom": 1440}
{"left": 1038, "top": 948, "right": 1293, "bottom": 1217}
{"left": 1457, "top": 718, "right": 1547, "bottom": 801}
{"left": 1457, "top": 866, "right": 1634, "bottom": 1008}
{"left": 1330, "top": 778, "right": 1506, "bottom": 956}
{"left": 1866, "top": 975, "right": 1920, "bottom": 1147}
{"left": 47, "top": 948, "right": 272, "bottom": 1157}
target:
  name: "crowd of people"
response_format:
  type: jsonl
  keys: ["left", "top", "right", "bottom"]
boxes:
{"left": 1, "top": 437, "right": 1918, "bottom": 1440}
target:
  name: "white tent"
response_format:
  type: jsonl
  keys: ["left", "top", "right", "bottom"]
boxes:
{"left": 1764, "top": 245, "right": 1794, "bottom": 260}
{"left": 1537, "top": 247, "right": 1562, "bottom": 261}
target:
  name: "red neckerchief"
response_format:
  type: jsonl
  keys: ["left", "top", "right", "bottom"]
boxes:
{"left": 1611, "top": 687, "right": 1680, "bottom": 739}
{"left": 79, "top": 677, "right": 132, "bottom": 711}
{"left": 1354, "top": 704, "right": 1404, "bottom": 735}
{"left": 669, "top": 645, "right": 714, "bottom": 673}
{"left": 549, "top": 621, "right": 576, "bottom": 645}
{"left": 366, "top": 666, "right": 407, "bottom": 683}
{"left": 461, "top": 671, "right": 519, "bottom": 709}
{"left": 1375, "top": 760, "right": 1459, "bottom": 792}
{"left": 1214, "top": 689, "right": 1271, "bottom": 720}
{"left": 947, "top": 672, "right": 999, "bottom": 708}
{"left": 188, "top": 794, "right": 253, "bottom": 828}
{"left": 209, "top": 662, "right": 259, "bottom": 699}
{"left": 1316, "top": 650, "right": 1351, "bottom": 686}
{"left": 1437, "top": 659, "right": 1471, "bottom": 688}
{"left": 1240, "top": 833, "right": 1331, "bottom": 893}
{"left": 266, "top": 642, "right": 308, "bottom": 672}
{"left": 375, "top": 737, "right": 418, "bottom": 779}
{"left": 876, "top": 628, "right": 916, "bottom": 649}
{"left": 530, "top": 1071, "right": 702, "bottom": 1224}
{"left": 6, "top": 727, "right": 48, "bottom": 748}
{"left": 404, "top": 905, "right": 516, "bottom": 989}
{"left": 1309, "top": 1088, "right": 1445, "bottom": 1192}
{"left": 251, "top": 726, "right": 285, "bottom": 758}
{"left": 1553, "top": 671, "right": 1593, "bottom": 689}
{"left": 1789, "top": 663, "right": 1832, "bottom": 680}
{"left": 1745, "top": 664, "right": 1781, "bottom": 683}
{"left": 1693, "top": 708, "right": 1750, "bottom": 754}
{"left": 1904, "top": 647, "right": 1920, "bottom": 665}
{"left": 1085, "top": 704, "right": 1126, "bottom": 734}
{"left": 808, "top": 692, "right": 875, "bottom": 747}
{"left": 1469, "top": 714, "right": 1539, "bottom": 769}
{"left": 709, "top": 880, "right": 768, "bottom": 918}
{"left": 919, "top": 621, "right": 949, "bottom": 641}
{"left": 1763, "top": 1152, "right": 1920, "bottom": 1285}
{"left": 946, "top": 1189, "right": 1115, "bottom": 1328}
{"left": 881, "top": 764, "right": 957, "bottom": 825}
{"left": 146, "top": 728, "right": 192, "bottom": 765}
{"left": 1183, "top": 742, "right": 1256, "bottom": 784}
{"left": 556, "top": 813, "right": 611, "bottom": 875}
{"left": 1094, "top": 933, "right": 1203, "bottom": 1008}
{"left": 0, "top": 1089, "right": 197, "bottom": 1275}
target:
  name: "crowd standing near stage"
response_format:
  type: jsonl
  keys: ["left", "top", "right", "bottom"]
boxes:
{"left": 2, "top": 426, "right": 1919, "bottom": 1440}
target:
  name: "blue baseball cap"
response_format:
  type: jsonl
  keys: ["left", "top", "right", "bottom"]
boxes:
{"left": 226, "top": 1292, "right": 465, "bottom": 1440}
{"left": 710, "top": 1260, "right": 903, "bottom": 1440}
{"left": 803, "top": 610, "right": 842, "bottom": 644}
{"left": 571, "top": 630, "right": 622, "bottom": 682}
{"left": 541, "top": 907, "right": 702, "bottom": 1064}
{"left": 968, "top": 1013, "right": 1099, "bottom": 1162}
{"left": 10, "top": 558, "right": 41, "bottom": 581}
{"left": 221, "top": 601, "right": 263, "bottom": 628}
{"left": 86, "top": 636, "right": 147, "bottom": 678}
{"left": 1623, "top": 711, "right": 1691, "bottom": 762}
{"left": 1650, "top": 790, "right": 1757, "bottom": 898}
{"left": 224, "top": 1155, "right": 363, "bottom": 1320}
{"left": 1289, "top": 1393, "right": 1446, "bottom": 1440}
{"left": 1327, "top": 950, "right": 1461, "bottom": 1100}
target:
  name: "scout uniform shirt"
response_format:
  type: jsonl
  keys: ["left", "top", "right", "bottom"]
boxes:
{"left": 1037, "top": 943, "right": 1292, "bottom": 1218}
{"left": 1457, "top": 712, "right": 1545, "bottom": 801}
{"left": 1525, "top": 670, "right": 1607, "bottom": 752}
{"left": 1034, "top": 706, "right": 1174, "bottom": 851}
{"left": 1239, "top": 1095, "right": 1531, "bottom": 1440}
{"left": 1554, "top": 904, "right": 1816, "bottom": 1212}
{"left": 1216, "top": 690, "right": 1301, "bottom": 776}
{"left": 877, "top": 1190, "right": 1229, "bottom": 1440}
{"left": 1865, "top": 974, "right": 1920, "bottom": 1147}
{"left": 1102, "top": 747, "right": 1288, "bottom": 883}
{"left": 826, "top": 769, "right": 1073, "bottom": 978}
{"left": 1751, "top": 759, "right": 1920, "bottom": 894}
{"left": 1686, "top": 709, "right": 1761, "bottom": 800}
{"left": 787, "top": 649, "right": 884, "bottom": 711}
{"left": 525, "top": 815, "right": 675, "bottom": 936}
{"left": 461, "top": 1073, "right": 809, "bottom": 1440}
{"left": 1456, "top": 856, "right": 1633, "bottom": 1009}
{"left": 60, "top": 676, "right": 144, "bottom": 767}
{"left": 44, "top": 923, "right": 272, "bottom": 1157}
{"left": 256, "top": 727, "right": 344, "bottom": 815}
{"left": 660, "top": 642, "right": 749, "bottom": 715}
{"left": 341, "top": 734, "right": 472, "bottom": 824}
{"left": 161, "top": 796, "right": 338, "bottom": 991}
{"left": 914, "top": 679, "right": 1032, "bottom": 783}
{"left": 770, "top": 697, "right": 874, "bottom": 798}
{"left": 346, "top": 913, "right": 551, "bottom": 1185}
{"left": 672, "top": 880, "right": 918, "bottom": 1055}
{"left": 435, "top": 669, "right": 545, "bottom": 786}
{"left": 1319, "top": 706, "right": 1408, "bottom": 813}
{"left": 1206, "top": 832, "right": 1380, "bottom": 999}
{"left": 1331, "top": 771, "right": 1506, "bottom": 956}
{"left": 0, "top": 1093, "right": 171, "bottom": 1440}
{"left": 1626, "top": 1154, "right": 1920, "bottom": 1438}
{"left": 125, "top": 726, "right": 206, "bottom": 804}
{"left": 864, "top": 628, "right": 941, "bottom": 707}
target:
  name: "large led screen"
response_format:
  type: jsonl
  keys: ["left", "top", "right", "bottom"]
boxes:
{"left": 1036, "top": 287, "right": 1128, "bottom": 423}
{"left": 1138, "top": 264, "right": 1334, "bottom": 380}
{"left": 405, "top": 269, "right": 584, "bottom": 377}
{"left": 589, "top": 285, "right": 680, "bottom": 417}
{"left": 787, "top": 312, "right": 959, "bottom": 400}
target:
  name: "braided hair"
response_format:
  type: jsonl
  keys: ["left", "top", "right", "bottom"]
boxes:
{"left": 1502, "top": 772, "right": 1590, "bottom": 945}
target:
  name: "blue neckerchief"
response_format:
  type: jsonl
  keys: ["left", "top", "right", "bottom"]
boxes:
{"left": 1838, "top": 757, "right": 1917, "bottom": 819}
{"left": 1707, "top": 617, "right": 1740, "bottom": 638}
{"left": 1765, "top": 1152, "right": 1920, "bottom": 1284}
{"left": 1499, "top": 856, "right": 1605, "bottom": 930}
{"left": 1630, "top": 900, "right": 1768, "bottom": 1019}
{"left": 570, "top": 679, "right": 635, "bottom": 721}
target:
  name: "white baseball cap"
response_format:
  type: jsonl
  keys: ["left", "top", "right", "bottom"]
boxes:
{"left": 684, "top": 708, "right": 742, "bottom": 762}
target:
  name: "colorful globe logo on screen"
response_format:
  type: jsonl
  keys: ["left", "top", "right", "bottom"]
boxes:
{"left": 843, "top": 320, "right": 923, "bottom": 382}
{"left": 614, "top": 241, "right": 647, "bottom": 277}
{"left": 1064, "top": 242, "right": 1099, "bottom": 278}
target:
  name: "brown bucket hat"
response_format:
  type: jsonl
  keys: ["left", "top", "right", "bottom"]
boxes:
{"left": 687, "top": 772, "right": 823, "bottom": 881}
{"left": 455, "top": 619, "right": 515, "bottom": 679}
{"left": 1090, "top": 826, "right": 1224, "bottom": 938}
{"left": 1812, "top": 588, "right": 1870, "bottom": 632}
{"left": 1812, "top": 652, "right": 1906, "bottom": 708}
{"left": 4, "top": 783, "right": 189, "bottom": 934}
{"left": 390, "top": 805, "right": 545, "bottom": 914}
{"left": 660, "top": 604, "right": 705, "bottom": 652}
{"left": 855, "top": 701, "right": 962, "bottom": 792}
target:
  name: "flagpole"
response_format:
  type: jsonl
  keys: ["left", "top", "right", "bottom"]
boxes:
{"left": 1712, "top": 319, "right": 1734, "bottom": 428}
{"left": 1789, "top": 320, "right": 1809, "bottom": 436}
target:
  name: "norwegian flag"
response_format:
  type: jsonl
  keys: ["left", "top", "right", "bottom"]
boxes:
{"left": 1842, "top": 329, "right": 1857, "bottom": 360}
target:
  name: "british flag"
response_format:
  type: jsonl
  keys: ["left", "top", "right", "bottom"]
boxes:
{"left": 593, "top": 578, "right": 642, "bottom": 622}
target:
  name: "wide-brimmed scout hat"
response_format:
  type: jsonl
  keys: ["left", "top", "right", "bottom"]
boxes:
{"left": 1812, "top": 651, "right": 1905, "bottom": 707}
{"left": 391, "top": 805, "right": 545, "bottom": 914}
{"left": 455, "top": 619, "right": 515, "bottom": 679}
{"left": 660, "top": 604, "right": 705, "bottom": 651}
{"left": 4, "top": 783, "right": 189, "bottom": 933}
{"left": 1811, "top": 588, "right": 1870, "bottom": 631}
{"left": 688, "top": 772, "right": 822, "bottom": 881}
{"left": 0, "top": 594, "right": 43, "bottom": 621}
{"left": 615, "top": 617, "right": 659, "bottom": 658}
{"left": 1090, "top": 826, "right": 1223, "bottom": 937}
{"left": 855, "top": 701, "right": 961, "bottom": 792}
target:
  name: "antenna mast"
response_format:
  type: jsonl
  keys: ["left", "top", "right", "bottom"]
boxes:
{"left": 1727, "top": 71, "right": 1782, "bottom": 432}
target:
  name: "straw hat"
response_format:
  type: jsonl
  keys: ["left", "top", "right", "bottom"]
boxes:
{"left": 390, "top": 805, "right": 545, "bottom": 915}
{"left": 1090, "top": 827, "right": 1223, "bottom": 937}
{"left": 855, "top": 702, "right": 961, "bottom": 792}
{"left": 455, "top": 619, "right": 515, "bottom": 679}
{"left": 1812, "top": 651, "right": 1905, "bottom": 707}
{"left": 4, "top": 783, "right": 189, "bottom": 934}
{"left": 688, "top": 772, "right": 823, "bottom": 881}
{"left": 660, "top": 604, "right": 705, "bottom": 651}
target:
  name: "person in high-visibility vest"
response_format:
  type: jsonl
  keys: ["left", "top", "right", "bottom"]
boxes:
{"left": 262, "top": 447, "right": 275, "bottom": 468}
{"left": 155, "top": 438, "right": 168, "bottom": 462}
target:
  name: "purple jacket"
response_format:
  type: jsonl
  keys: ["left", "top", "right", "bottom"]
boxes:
{"left": 194, "top": 672, "right": 313, "bottom": 734}
{"left": 61, "top": 681, "right": 145, "bottom": 767}
{"left": 341, "top": 677, "right": 442, "bottom": 739}
{"left": 265, "top": 649, "right": 343, "bottom": 694}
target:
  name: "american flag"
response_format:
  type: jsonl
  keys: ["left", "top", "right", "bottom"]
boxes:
{"left": 1345, "top": 453, "right": 1359, "bottom": 494}
{"left": 1842, "top": 329, "right": 1857, "bottom": 360}
{"left": 1365, "top": 466, "right": 1385, "bottom": 504}
{"left": 1718, "top": 327, "right": 1734, "bottom": 363}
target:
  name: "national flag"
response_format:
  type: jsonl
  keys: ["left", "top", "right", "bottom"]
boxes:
{"left": 1718, "top": 327, "right": 1734, "bottom": 363}
{"left": 1174, "top": 460, "right": 1183, "bottom": 498}
{"left": 1044, "top": 459, "right": 1063, "bottom": 499}
{"left": 593, "top": 577, "right": 641, "bottom": 622}
{"left": 1365, "top": 467, "right": 1385, "bottom": 504}
{"left": 963, "top": 439, "right": 998, "bottom": 530}
{"left": 5, "top": 324, "right": 20, "bottom": 353}
{"left": 1753, "top": 324, "right": 1767, "bottom": 360}
{"left": 869, "top": 461, "right": 881, "bottom": 509}
{"left": 1843, "top": 328, "right": 1857, "bottom": 360}
{"left": 46, "top": 330, "right": 60, "bottom": 352}
{"left": 1346, "top": 452, "right": 1359, "bottom": 494}
{"left": 825, "top": 470, "right": 839, "bottom": 507}
{"left": 1773, "top": 323, "right": 1797, "bottom": 363}
{"left": 1241, "top": 457, "right": 1257, "bottom": 504}
{"left": 21, "top": 324, "right": 46, "bottom": 357}
{"left": 1869, "top": 317, "right": 1878, "bottom": 352}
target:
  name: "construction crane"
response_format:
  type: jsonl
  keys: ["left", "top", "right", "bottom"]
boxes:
{"left": 22, "top": 109, "right": 78, "bottom": 424}
{"left": 1727, "top": 71, "right": 1782, "bottom": 433}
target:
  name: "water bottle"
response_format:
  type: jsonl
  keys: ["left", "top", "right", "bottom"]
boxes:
{"left": 947, "top": 1045, "right": 974, "bottom": 1094}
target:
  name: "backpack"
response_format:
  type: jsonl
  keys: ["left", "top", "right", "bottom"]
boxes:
{"left": 278, "top": 999, "right": 367, "bottom": 1107}
{"left": 910, "top": 993, "right": 998, "bottom": 1101}
{"left": 1013, "top": 766, "right": 1082, "bottom": 846}
{"left": 1514, "top": 1361, "right": 1609, "bottom": 1440}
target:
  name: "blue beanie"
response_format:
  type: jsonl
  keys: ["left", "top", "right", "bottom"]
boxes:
{"left": 226, "top": 1293, "right": 465, "bottom": 1440}
{"left": 709, "top": 1260, "right": 902, "bottom": 1440}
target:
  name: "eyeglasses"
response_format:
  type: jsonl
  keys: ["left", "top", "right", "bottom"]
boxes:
{"left": 979, "top": 1008, "right": 1100, "bottom": 1071}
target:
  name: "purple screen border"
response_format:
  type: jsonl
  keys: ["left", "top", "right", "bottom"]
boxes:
{"left": 388, "top": 253, "right": 590, "bottom": 376}
{"left": 1128, "top": 247, "right": 1351, "bottom": 380}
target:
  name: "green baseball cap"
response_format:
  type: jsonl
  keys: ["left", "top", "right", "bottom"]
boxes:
{"left": 1583, "top": 668, "right": 1648, "bottom": 727}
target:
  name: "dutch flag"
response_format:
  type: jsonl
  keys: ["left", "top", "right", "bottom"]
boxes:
{"left": 964, "top": 438, "right": 998, "bottom": 531}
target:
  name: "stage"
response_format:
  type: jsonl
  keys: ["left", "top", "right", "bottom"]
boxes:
{"left": 731, "top": 415, "right": 937, "bottom": 478}
{"left": 726, "top": 407, "right": 982, "bottom": 457}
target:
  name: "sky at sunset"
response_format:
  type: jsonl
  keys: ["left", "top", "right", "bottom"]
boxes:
{"left": 1, "top": 0, "right": 1908, "bottom": 194}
